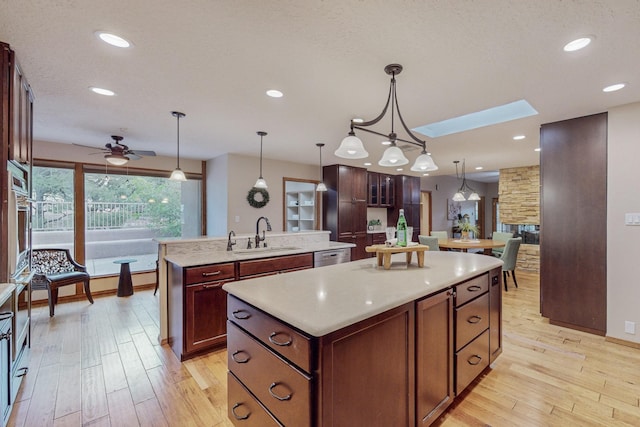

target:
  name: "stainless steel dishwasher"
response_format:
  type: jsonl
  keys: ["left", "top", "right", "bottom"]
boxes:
{"left": 313, "top": 247, "right": 351, "bottom": 267}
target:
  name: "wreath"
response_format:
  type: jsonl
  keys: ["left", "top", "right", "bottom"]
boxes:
{"left": 247, "top": 187, "right": 270, "bottom": 208}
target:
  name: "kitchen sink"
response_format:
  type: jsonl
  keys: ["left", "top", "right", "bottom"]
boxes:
{"left": 233, "top": 246, "right": 300, "bottom": 255}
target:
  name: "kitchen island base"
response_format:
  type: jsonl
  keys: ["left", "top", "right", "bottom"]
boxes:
{"left": 224, "top": 255, "right": 503, "bottom": 426}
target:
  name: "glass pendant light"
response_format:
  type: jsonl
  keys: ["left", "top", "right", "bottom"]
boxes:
{"left": 334, "top": 131, "right": 369, "bottom": 159}
{"left": 378, "top": 145, "right": 408, "bottom": 166}
{"left": 410, "top": 150, "right": 439, "bottom": 172}
{"left": 170, "top": 111, "right": 187, "bottom": 181}
{"left": 452, "top": 159, "right": 480, "bottom": 201}
{"left": 254, "top": 131, "right": 268, "bottom": 189}
{"left": 316, "top": 143, "right": 327, "bottom": 192}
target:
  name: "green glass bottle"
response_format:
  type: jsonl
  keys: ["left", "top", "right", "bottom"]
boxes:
{"left": 397, "top": 209, "right": 408, "bottom": 247}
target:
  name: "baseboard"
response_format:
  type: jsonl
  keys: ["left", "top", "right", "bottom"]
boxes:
{"left": 31, "top": 282, "right": 156, "bottom": 308}
{"left": 605, "top": 336, "right": 640, "bottom": 350}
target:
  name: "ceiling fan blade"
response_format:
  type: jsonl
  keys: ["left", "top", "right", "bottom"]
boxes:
{"left": 72, "top": 142, "right": 108, "bottom": 151}
{"left": 128, "top": 150, "right": 156, "bottom": 157}
{"left": 127, "top": 154, "right": 142, "bottom": 160}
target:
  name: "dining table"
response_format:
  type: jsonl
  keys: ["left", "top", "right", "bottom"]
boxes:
{"left": 438, "top": 238, "right": 505, "bottom": 255}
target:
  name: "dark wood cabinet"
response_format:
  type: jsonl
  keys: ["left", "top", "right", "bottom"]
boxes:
{"left": 367, "top": 172, "right": 395, "bottom": 207}
{"left": 416, "top": 289, "right": 453, "bottom": 425}
{"left": 540, "top": 113, "right": 607, "bottom": 335}
{"left": 10, "top": 59, "right": 33, "bottom": 165}
{"left": 389, "top": 175, "right": 421, "bottom": 241}
{"left": 0, "top": 314, "right": 11, "bottom": 426}
{"left": 489, "top": 267, "right": 503, "bottom": 363}
{"left": 238, "top": 253, "right": 313, "bottom": 279}
{"left": 169, "top": 262, "right": 235, "bottom": 360}
{"left": 323, "top": 165, "right": 369, "bottom": 260}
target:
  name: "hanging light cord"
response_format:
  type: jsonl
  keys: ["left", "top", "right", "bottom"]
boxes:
{"left": 259, "top": 133, "right": 264, "bottom": 179}
{"left": 176, "top": 114, "right": 181, "bottom": 169}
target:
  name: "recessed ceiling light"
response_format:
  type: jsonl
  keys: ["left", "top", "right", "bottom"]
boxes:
{"left": 266, "top": 89, "right": 283, "bottom": 98}
{"left": 352, "top": 118, "right": 364, "bottom": 123}
{"left": 396, "top": 168, "right": 403, "bottom": 172}
{"left": 89, "top": 87, "right": 115, "bottom": 96}
{"left": 95, "top": 31, "right": 132, "bottom": 48}
{"left": 422, "top": 173, "right": 429, "bottom": 176}
{"left": 534, "top": 147, "right": 541, "bottom": 152}
{"left": 381, "top": 141, "right": 392, "bottom": 145}
{"left": 364, "top": 162, "right": 372, "bottom": 166}
{"left": 475, "top": 166, "right": 483, "bottom": 170}
{"left": 513, "top": 135, "right": 526, "bottom": 140}
{"left": 603, "top": 83, "right": 625, "bottom": 92}
{"left": 563, "top": 37, "right": 592, "bottom": 52}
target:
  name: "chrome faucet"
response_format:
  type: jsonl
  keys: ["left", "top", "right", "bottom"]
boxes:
{"left": 227, "top": 230, "right": 236, "bottom": 251}
{"left": 255, "top": 216, "right": 272, "bottom": 248}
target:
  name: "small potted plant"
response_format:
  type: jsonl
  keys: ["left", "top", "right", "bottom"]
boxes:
{"left": 458, "top": 221, "right": 478, "bottom": 240}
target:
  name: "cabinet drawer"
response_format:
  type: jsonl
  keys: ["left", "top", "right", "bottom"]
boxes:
{"left": 455, "top": 273, "right": 489, "bottom": 307}
{"left": 227, "top": 371, "right": 282, "bottom": 427}
{"left": 228, "top": 295, "right": 312, "bottom": 373}
{"left": 185, "top": 263, "right": 235, "bottom": 285}
{"left": 238, "top": 253, "right": 313, "bottom": 278}
{"left": 455, "top": 293, "right": 489, "bottom": 351}
{"left": 227, "top": 322, "right": 311, "bottom": 427}
{"left": 456, "top": 329, "right": 489, "bottom": 394}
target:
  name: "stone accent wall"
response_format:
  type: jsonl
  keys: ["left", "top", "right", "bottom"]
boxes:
{"left": 499, "top": 165, "right": 540, "bottom": 272}
{"left": 517, "top": 243, "right": 540, "bottom": 273}
{"left": 499, "top": 165, "right": 540, "bottom": 224}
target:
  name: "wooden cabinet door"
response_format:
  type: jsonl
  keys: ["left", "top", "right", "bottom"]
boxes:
{"left": 318, "top": 303, "right": 415, "bottom": 427}
{"left": 489, "top": 267, "right": 502, "bottom": 363}
{"left": 185, "top": 280, "right": 231, "bottom": 354}
{"left": 10, "top": 60, "right": 33, "bottom": 165}
{"left": 367, "top": 171, "right": 379, "bottom": 206}
{"left": 380, "top": 174, "right": 395, "bottom": 207}
{"left": 416, "top": 289, "right": 453, "bottom": 426}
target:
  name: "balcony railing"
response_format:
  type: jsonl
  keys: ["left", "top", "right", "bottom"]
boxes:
{"left": 33, "top": 201, "right": 149, "bottom": 231}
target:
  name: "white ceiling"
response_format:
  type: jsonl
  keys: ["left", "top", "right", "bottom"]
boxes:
{"left": 2, "top": 1, "right": 639, "bottom": 180}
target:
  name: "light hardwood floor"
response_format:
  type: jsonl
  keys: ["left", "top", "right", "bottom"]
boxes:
{"left": 8, "top": 271, "right": 640, "bottom": 426}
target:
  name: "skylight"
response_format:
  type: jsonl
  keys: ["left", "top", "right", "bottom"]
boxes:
{"left": 413, "top": 100, "right": 538, "bottom": 138}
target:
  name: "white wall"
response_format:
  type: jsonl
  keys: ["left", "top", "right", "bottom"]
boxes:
{"left": 607, "top": 101, "right": 640, "bottom": 344}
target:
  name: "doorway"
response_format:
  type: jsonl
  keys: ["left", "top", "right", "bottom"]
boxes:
{"left": 420, "top": 191, "right": 432, "bottom": 237}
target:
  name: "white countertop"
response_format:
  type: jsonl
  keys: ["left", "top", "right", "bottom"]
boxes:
{"left": 223, "top": 252, "right": 502, "bottom": 337}
{"left": 0, "top": 283, "right": 16, "bottom": 306}
{"left": 164, "top": 241, "right": 354, "bottom": 268}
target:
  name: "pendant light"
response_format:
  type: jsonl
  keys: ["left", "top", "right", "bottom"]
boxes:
{"left": 254, "top": 131, "right": 268, "bottom": 189}
{"left": 170, "top": 111, "right": 187, "bottom": 182}
{"left": 335, "top": 64, "right": 438, "bottom": 171}
{"left": 453, "top": 160, "right": 480, "bottom": 201}
{"left": 316, "top": 143, "right": 327, "bottom": 192}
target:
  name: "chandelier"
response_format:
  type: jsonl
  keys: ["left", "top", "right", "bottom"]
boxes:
{"left": 334, "top": 64, "right": 438, "bottom": 172}
{"left": 452, "top": 160, "right": 480, "bottom": 201}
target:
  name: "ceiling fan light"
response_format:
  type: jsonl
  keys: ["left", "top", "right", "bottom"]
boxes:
{"left": 254, "top": 177, "right": 268, "bottom": 189}
{"left": 410, "top": 153, "right": 439, "bottom": 172}
{"left": 452, "top": 192, "right": 466, "bottom": 202}
{"left": 378, "top": 146, "right": 408, "bottom": 167}
{"left": 468, "top": 192, "right": 481, "bottom": 201}
{"left": 105, "top": 154, "right": 129, "bottom": 166}
{"left": 335, "top": 135, "right": 368, "bottom": 159}
{"left": 170, "top": 168, "right": 187, "bottom": 182}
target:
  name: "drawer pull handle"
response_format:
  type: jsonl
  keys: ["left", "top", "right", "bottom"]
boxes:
{"left": 467, "top": 315, "right": 482, "bottom": 324}
{"left": 232, "top": 310, "right": 251, "bottom": 320}
{"left": 467, "top": 285, "right": 482, "bottom": 292}
{"left": 203, "top": 283, "right": 223, "bottom": 289}
{"left": 202, "top": 271, "right": 222, "bottom": 277}
{"left": 231, "top": 403, "right": 250, "bottom": 420}
{"left": 268, "top": 382, "right": 292, "bottom": 401}
{"left": 15, "top": 367, "right": 28, "bottom": 377}
{"left": 467, "top": 354, "right": 483, "bottom": 366}
{"left": 269, "top": 332, "right": 292, "bottom": 346}
{"left": 231, "top": 350, "right": 250, "bottom": 364}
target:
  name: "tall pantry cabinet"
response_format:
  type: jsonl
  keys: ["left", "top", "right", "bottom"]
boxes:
{"left": 322, "top": 164, "right": 369, "bottom": 260}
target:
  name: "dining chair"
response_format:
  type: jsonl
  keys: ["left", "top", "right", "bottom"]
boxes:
{"left": 430, "top": 231, "right": 448, "bottom": 239}
{"left": 500, "top": 237, "right": 522, "bottom": 291}
{"left": 491, "top": 231, "right": 514, "bottom": 257}
{"left": 418, "top": 235, "right": 440, "bottom": 251}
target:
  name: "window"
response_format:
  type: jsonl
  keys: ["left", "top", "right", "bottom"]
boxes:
{"left": 33, "top": 162, "right": 202, "bottom": 277}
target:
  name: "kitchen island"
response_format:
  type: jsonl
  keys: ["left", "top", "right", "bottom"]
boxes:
{"left": 224, "top": 251, "right": 503, "bottom": 426}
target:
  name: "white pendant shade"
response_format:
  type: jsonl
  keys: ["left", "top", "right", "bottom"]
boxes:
{"left": 452, "top": 192, "right": 466, "bottom": 202}
{"left": 378, "top": 146, "right": 409, "bottom": 167}
{"left": 170, "top": 168, "right": 187, "bottom": 182}
{"left": 410, "top": 153, "right": 438, "bottom": 172}
{"left": 335, "top": 135, "right": 369, "bottom": 159}
{"left": 254, "top": 177, "right": 268, "bottom": 189}
{"left": 468, "top": 192, "right": 481, "bottom": 201}
{"left": 316, "top": 182, "right": 327, "bottom": 192}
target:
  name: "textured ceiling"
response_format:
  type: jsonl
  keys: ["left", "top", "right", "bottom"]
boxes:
{"left": 1, "top": 0, "right": 639, "bottom": 180}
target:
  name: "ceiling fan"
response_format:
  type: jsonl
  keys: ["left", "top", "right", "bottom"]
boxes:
{"left": 74, "top": 135, "right": 157, "bottom": 166}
